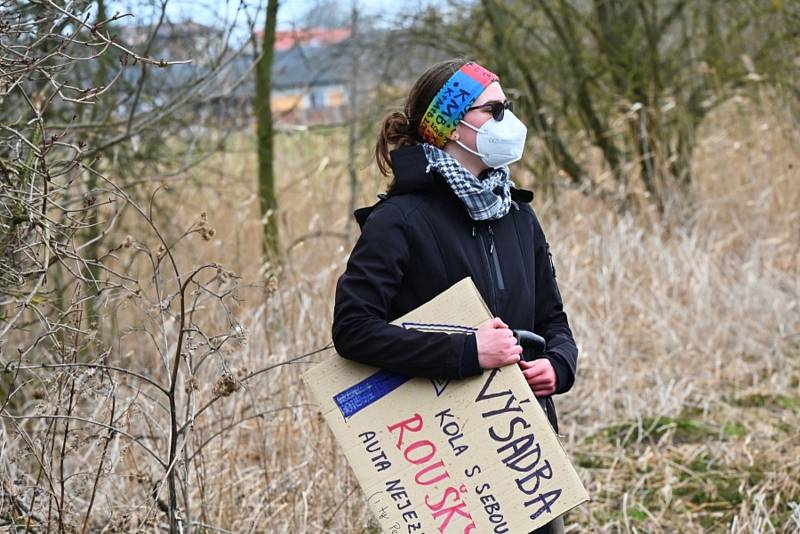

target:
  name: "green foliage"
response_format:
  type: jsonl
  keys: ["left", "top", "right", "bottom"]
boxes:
{"left": 730, "top": 392, "right": 800, "bottom": 411}
{"left": 596, "top": 414, "right": 717, "bottom": 446}
{"left": 575, "top": 378, "right": 800, "bottom": 530}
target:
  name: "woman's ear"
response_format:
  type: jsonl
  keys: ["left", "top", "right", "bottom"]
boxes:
{"left": 449, "top": 125, "right": 460, "bottom": 142}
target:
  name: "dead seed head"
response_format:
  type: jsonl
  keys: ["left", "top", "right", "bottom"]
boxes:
{"left": 200, "top": 227, "right": 216, "bottom": 240}
{"left": 184, "top": 376, "right": 198, "bottom": 394}
{"left": 266, "top": 274, "right": 278, "bottom": 295}
{"left": 212, "top": 372, "right": 241, "bottom": 397}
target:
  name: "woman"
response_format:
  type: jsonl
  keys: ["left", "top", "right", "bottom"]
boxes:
{"left": 331, "top": 59, "right": 578, "bottom": 534}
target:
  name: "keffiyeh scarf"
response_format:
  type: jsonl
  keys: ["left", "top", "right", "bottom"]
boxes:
{"left": 421, "top": 142, "right": 516, "bottom": 221}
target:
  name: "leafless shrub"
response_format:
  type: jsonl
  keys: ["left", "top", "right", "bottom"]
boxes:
{"left": 0, "top": 2, "right": 293, "bottom": 532}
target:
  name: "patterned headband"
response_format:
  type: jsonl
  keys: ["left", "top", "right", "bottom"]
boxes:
{"left": 418, "top": 62, "right": 500, "bottom": 148}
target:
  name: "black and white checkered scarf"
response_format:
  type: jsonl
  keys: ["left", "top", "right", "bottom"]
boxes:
{"left": 421, "top": 142, "right": 516, "bottom": 221}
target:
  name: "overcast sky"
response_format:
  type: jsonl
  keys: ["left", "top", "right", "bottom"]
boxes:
{"left": 105, "top": 0, "right": 443, "bottom": 34}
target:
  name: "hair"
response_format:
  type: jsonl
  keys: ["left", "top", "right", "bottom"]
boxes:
{"left": 374, "top": 58, "right": 471, "bottom": 182}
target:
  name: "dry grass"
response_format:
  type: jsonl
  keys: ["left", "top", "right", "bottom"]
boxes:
{"left": 5, "top": 99, "right": 797, "bottom": 532}
{"left": 155, "top": 98, "right": 799, "bottom": 532}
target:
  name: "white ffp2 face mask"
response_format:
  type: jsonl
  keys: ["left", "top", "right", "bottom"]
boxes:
{"left": 455, "top": 109, "right": 528, "bottom": 168}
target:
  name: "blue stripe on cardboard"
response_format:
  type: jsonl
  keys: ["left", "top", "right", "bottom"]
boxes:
{"left": 333, "top": 369, "right": 411, "bottom": 419}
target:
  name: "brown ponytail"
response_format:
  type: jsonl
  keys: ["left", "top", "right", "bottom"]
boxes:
{"left": 375, "top": 111, "right": 416, "bottom": 176}
{"left": 374, "top": 58, "right": 472, "bottom": 185}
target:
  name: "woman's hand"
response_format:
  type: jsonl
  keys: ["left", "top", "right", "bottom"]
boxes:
{"left": 519, "top": 358, "right": 557, "bottom": 397}
{"left": 475, "top": 317, "right": 522, "bottom": 369}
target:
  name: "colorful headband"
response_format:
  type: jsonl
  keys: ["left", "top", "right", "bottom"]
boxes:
{"left": 418, "top": 62, "right": 500, "bottom": 148}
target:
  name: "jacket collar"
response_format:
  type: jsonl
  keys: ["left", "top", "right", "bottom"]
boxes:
{"left": 353, "top": 144, "right": 534, "bottom": 228}
{"left": 388, "top": 144, "right": 439, "bottom": 195}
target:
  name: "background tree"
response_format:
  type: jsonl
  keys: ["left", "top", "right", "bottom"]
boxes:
{"left": 255, "top": 0, "right": 280, "bottom": 266}
{"left": 407, "top": 0, "right": 800, "bottom": 213}
{"left": 1, "top": 0, "right": 262, "bottom": 347}
{"left": 0, "top": 2, "right": 274, "bottom": 531}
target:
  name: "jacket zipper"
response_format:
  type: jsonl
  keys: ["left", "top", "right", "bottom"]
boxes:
{"left": 487, "top": 224, "right": 505, "bottom": 290}
{"left": 474, "top": 223, "right": 501, "bottom": 315}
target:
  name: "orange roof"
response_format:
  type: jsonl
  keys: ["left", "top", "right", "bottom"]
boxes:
{"left": 254, "top": 27, "right": 352, "bottom": 51}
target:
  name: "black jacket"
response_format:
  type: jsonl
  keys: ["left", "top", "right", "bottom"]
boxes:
{"left": 331, "top": 144, "right": 579, "bottom": 432}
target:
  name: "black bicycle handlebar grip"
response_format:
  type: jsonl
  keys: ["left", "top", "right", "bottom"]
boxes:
{"left": 512, "top": 329, "right": 547, "bottom": 361}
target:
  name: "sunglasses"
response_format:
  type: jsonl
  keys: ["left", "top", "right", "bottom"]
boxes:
{"left": 465, "top": 99, "right": 514, "bottom": 121}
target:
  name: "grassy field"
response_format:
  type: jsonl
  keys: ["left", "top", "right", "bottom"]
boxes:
{"left": 146, "top": 97, "right": 800, "bottom": 532}
{"left": 10, "top": 97, "right": 793, "bottom": 532}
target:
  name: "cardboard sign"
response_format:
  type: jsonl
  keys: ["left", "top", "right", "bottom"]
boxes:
{"left": 303, "top": 276, "right": 589, "bottom": 533}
